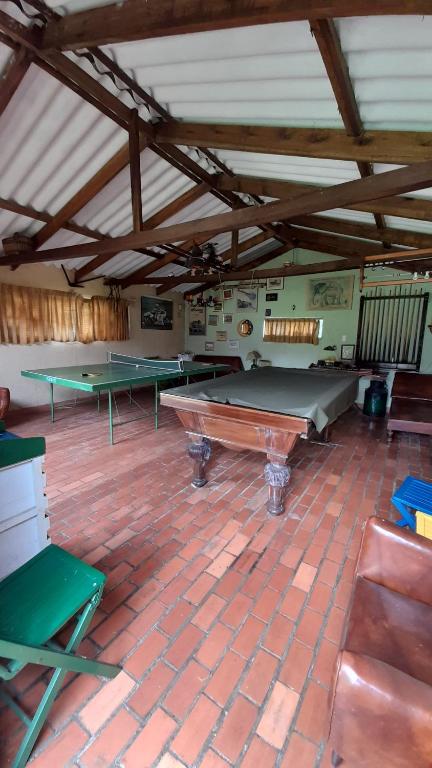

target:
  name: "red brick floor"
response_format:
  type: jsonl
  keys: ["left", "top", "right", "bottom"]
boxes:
{"left": 2, "top": 392, "right": 431, "bottom": 767}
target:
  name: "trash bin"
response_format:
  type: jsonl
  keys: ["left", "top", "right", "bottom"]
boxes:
{"left": 363, "top": 379, "right": 388, "bottom": 417}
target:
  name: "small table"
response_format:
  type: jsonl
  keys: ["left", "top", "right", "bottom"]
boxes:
{"left": 391, "top": 476, "right": 432, "bottom": 530}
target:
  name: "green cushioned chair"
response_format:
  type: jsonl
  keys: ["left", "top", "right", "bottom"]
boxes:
{"left": 0, "top": 545, "right": 121, "bottom": 768}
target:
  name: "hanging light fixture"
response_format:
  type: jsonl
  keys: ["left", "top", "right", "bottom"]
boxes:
{"left": 186, "top": 242, "right": 223, "bottom": 276}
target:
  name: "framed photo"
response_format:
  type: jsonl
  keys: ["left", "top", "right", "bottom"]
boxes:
{"left": 223, "top": 313, "right": 233, "bottom": 324}
{"left": 266, "top": 293, "right": 278, "bottom": 302}
{"left": 213, "top": 301, "right": 223, "bottom": 312}
{"left": 265, "top": 308, "right": 272, "bottom": 317}
{"left": 208, "top": 314, "right": 218, "bottom": 327}
{"left": 188, "top": 305, "right": 206, "bottom": 336}
{"left": 266, "top": 277, "right": 284, "bottom": 290}
{"left": 216, "top": 330, "right": 227, "bottom": 342}
{"left": 237, "top": 287, "right": 258, "bottom": 312}
{"left": 141, "top": 296, "right": 173, "bottom": 330}
{"left": 223, "top": 288, "right": 233, "bottom": 301}
{"left": 341, "top": 344, "right": 355, "bottom": 361}
{"left": 229, "top": 340, "right": 239, "bottom": 351}
{"left": 205, "top": 341, "right": 215, "bottom": 352}
{"left": 306, "top": 275, "right": 354, "bottom": 311}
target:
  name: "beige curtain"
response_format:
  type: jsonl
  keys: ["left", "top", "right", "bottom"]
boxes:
{"left": 76, "top": 296, "right": 129, "bottom": 343}
{"left": 264, "top": 317, "right": 319, "bottom": 345}
{"left": 0, "top": 283, "right": 76, "bottom": 344}
{"left": 0, "top": 284, "right": 129, "bottom": 345}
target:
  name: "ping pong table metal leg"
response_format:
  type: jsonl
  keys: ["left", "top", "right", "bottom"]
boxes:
{"left": 129, "top": 386, "right": 132, "bottom": 405}
{"left": 154, "top": 381, "right": 159, "bottom": 430}
{"left": 108, "top": 390, "right": 114, "bottom": 445}
{"left": 50, "top": 383, "right": 54, "bottom": 423}
{"left": 97, "top": 391, "right": 100, "bottom": 413}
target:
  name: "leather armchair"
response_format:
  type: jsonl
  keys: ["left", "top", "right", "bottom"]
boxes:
{"left": 328, "top": 516, "right": 432, "bottom": 768}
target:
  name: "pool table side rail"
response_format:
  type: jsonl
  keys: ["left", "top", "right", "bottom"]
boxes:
{"left": 160, "top": 392, "right": 312, "bottom": 458}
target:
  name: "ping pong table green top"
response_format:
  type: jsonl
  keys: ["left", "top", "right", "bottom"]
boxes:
{"left": 21, "top": 354, "right": 229, "bottom": 444}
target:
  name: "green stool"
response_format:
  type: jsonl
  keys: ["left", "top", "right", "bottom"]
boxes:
{"left": 0, "top": 545, "right": 121, "bottom": 768}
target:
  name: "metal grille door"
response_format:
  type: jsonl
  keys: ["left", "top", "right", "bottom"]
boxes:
{"left": 356, "top": 287, "right": 429, "bottom": 370}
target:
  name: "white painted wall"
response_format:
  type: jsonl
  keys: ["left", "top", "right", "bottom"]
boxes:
{"left": 0, "top": 263, "right": 185, "bottom": 408}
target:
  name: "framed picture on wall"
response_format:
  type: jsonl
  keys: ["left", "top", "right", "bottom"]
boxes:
{"left": 237, "top": 287, "right": 258, "bottom": 312}
{"left": 141, "top": 296, "right": 173, "bottom": 330}
{"left": 223, "top": 313, "right": 233, "bottom": 324}
{"left": 216, "top": 331, "right": 227, "bottom": 342}
{"left": 266, "top": 277, "right": 284, "bottom": 290}
{"left": 213, "top": 301, "right": 223, "bottom": 312}
{"left": 205, "top": 341, "right": 215, "bottom": 352}
{"left": 306, "top": 275, "right": 354, "bottom": 311}
{"left": 188, "top": 305, "right": 206, "bottom": 336}
{"left": 208, "top": 314, "right": 218, "bottom": 326}
{"left": 266, "top": 293, "right": 278, "bottom": 302}
{"left": 223, "top": 288, "right": 233, "bottom": 301}
{"left": 341, "top": 344, "right": 355, "bottom": 361}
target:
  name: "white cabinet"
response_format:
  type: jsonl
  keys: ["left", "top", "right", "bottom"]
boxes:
{"left": 0, "top": 449, "right": 50, "bottom": 580}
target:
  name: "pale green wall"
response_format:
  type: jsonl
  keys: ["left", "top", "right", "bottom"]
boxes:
{"left": 185, "top": 248, "right": 432, "bottom": 388}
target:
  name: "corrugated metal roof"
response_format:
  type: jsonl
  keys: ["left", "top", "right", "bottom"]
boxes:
{"left": 336, "top": 16, "right": 432, "bottom": 130}
{"left": 0, "top": 63, "right": 125, "bottom": 214}
{"left": 1, "top": 8, "right": 432, "bottom": 283}
{"left": 104, "top": 22, "right": 341, "bottom": 127}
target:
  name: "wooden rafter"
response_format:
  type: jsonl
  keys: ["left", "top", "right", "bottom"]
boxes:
{"left": 129, "top": 108, "right": 143, "bottom": 232}
{"left": 216, "top": 174, "right": 432, "bottom": 222}
{"left": 137, "top": 248, "right": 432, "bottom": 288}
{"left": 3, "top": 160, "right": 432, "bottom": 268}
{"left": 310, "top": 18, "right": 386, "bottom": 233}
{"left": 74, "top": 182, "right": 209, "bottom": 280}
{"left": 155, "top": 122, "right": 432, "bottom": 165}
{"left": 156, "top": 226, "right": 406, "bottom": 294}
{"left": 40, "top": 0, "right": 432, "bottom": 51}
{"left": 0, "top": 46, "right": 31, "bottom": 118}
{"left": 32, "top": 141, "right": 144, "bottom": 248}
{"left": 290, "top": 215, "right": 432, "bottom": 250}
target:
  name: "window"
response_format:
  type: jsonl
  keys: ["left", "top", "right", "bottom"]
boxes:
{"left": 0, "top": 283, "right": 129, "bottom": 345}
{"left": 263, "top": 317, "right": 321, "bottom": 345}
{"left": 356, "top": 288, "right": 429, "bottom": 370}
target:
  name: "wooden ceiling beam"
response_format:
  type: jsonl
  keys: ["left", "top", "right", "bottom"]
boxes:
{"left": 3, "top": 159, "right": 432, "bottom": 267}
{"left": 291, "top": 214, "right": 432, "bottom": 250}
{"left": 32, "top": 139, "right": 149, "bottom": 248}
{"left": 74, "top": 183, "right": 209, "bottom": 281}
{"left": 0, "top": 197, "right": 114, "bottom": 246}
{"left": 310, "top": 18, "right": 386, "bottom": 233}
{"left": 129, "top": 108, "right": 143, "bottom": 232}
{"left": 40, "top": 0, "right": 432, "bottom": 51}
{"left": 0, "top": 47, "right": 32, "bottom": 118}
{"left": 155, "top": 122, "right": 432, "bottom": 165}
{"left": 216, "top": 174, "right": 432, "bottom": 222}
{"left": 143, "top": 248, "right": 432, "bottom": 287}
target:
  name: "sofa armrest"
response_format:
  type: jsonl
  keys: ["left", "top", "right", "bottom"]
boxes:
{"left": 356, "top": 516, "right": 432, "bottom": 606}
{"left": 329, "top": 650, "right": 432, "bottom": 766}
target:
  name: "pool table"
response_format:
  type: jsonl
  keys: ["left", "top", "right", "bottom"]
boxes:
{"left": 160, "top": 367, "right": 358, "bottom": 515}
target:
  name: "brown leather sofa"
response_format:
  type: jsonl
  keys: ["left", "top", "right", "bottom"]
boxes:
{"left": 328, "top": 516, "right": 432, "bottom": 768}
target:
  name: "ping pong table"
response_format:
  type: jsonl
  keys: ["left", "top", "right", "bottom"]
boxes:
{"left": 21, "top": 353, "right": 229, "bottom": 444}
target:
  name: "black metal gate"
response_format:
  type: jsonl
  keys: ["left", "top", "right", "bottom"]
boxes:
{"left": 356, "top": 287, "right": 429, "bottom": 370}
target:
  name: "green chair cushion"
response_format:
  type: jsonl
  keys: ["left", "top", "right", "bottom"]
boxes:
{"left": 0, "top": 545, "right": 105, "bottom": 646}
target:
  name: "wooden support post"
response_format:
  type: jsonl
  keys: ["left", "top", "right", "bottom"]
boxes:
{"left": 129, "top": 108, "right": 143, "bottom": 232}
{"left": 231, "top": 230, "right": 239, "bottom": 267}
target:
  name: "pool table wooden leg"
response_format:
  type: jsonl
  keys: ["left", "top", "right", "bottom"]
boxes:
{"left": 188, "top": 438, "right": 211, "bottom": 488}
{"left": 264, "top": 457, "right": 291, "bottom": 516}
